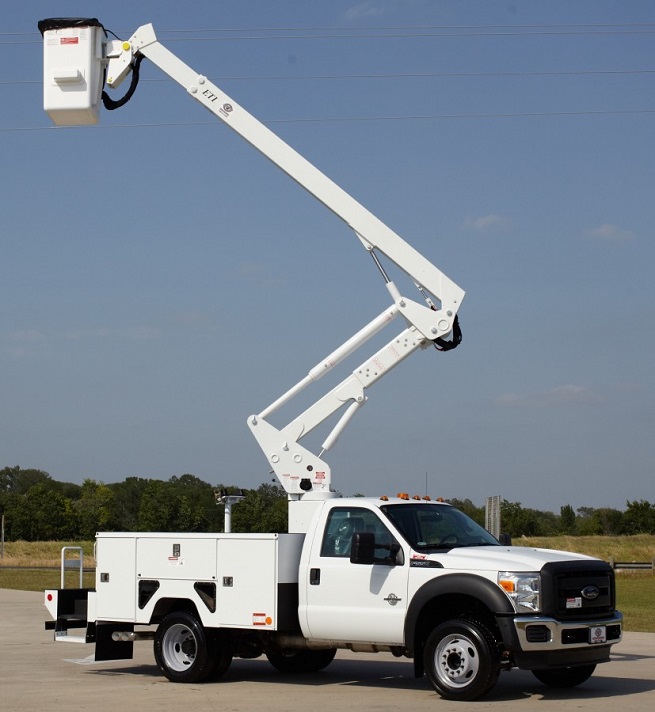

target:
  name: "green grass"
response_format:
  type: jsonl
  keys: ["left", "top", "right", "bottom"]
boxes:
{"left": 2, "top": 538, "right": 653, "bottom": 632}
{"left": 517, "top": 534, "right": 655, "bottom": 563}
{"left": 0, "top": 540, "right": 95, "bottom": 568}
{"left": 615, "top": 572, "right": 654, "bottom": 632}
{"left": 0, "top": 540, "right": 95, "bottom": 592}
{"left": 0, "top": 567, "right": 95, "bottom": 591}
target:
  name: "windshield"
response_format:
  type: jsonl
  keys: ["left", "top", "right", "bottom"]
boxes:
{"left": 380, "top": 503, "right": 499, "bottom": 551}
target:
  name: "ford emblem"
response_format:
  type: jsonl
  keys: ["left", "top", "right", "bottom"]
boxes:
{"left": 581, "top": 585, "right": 600, "bottom": 600}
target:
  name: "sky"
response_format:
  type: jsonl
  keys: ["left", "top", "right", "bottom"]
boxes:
{"left": 1, "top": 1, "right": 654, "bottom": 513}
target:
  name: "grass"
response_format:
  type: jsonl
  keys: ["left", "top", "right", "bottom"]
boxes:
{"left": 614, "top": 571, "right": 654, "bottom": 632}
{"left": 0, "top": 540, "right": 95, "bottom": 568}
{"left": 0, "top": 567, "right": 96, "bottom": 591}
{"left": 516, "top": 534, "right": 655, "bottom": 564}
{"left": 0, "top": 540, "right": 96, "bottom": 591}
{"left": 2, "top": 537, "right": 653, "bottom": 632}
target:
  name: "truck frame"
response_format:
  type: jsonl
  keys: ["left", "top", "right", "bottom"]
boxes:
{"left": 39, "top": 18, "right": 622, "bottom": 701}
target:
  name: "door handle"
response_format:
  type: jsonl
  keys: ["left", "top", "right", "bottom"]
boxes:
{"left": 310, "top": 568, "right": 321, "bottom": 585}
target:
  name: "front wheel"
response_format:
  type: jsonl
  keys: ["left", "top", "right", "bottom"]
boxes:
{"left": 532, "top": 664, "right": 596, "bottom": 688}
{"left": 266, "top": 648, "right": 337, "bottom": 673}
{"left": 424, "top": 619, "right": 500, "bottom": 701}
{"left": 154, "top": 611, "right": 217, "bottom": 683}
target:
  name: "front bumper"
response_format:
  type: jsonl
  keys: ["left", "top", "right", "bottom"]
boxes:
{"left": 497, "top": 610, "right": 622, "bottom": 670}
{"left": 513, "top": 611, "right": 622, "bottom": 651}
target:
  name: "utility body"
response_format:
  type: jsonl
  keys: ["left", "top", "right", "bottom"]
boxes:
{"left": 39, "top": 18, "right": 622, "bottom": 700}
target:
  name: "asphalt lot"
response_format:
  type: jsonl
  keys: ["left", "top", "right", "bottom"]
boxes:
{"left": 2, "top": 588, "right": 654, "bottom": 711}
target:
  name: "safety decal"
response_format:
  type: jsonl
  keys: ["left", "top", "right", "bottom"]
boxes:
{"left": 253, "top": 612, "right": 273, "bottom": 626}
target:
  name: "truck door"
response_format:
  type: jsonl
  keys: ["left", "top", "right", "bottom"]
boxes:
{"left": 303, "top": 506, "right": 408, "bottom": 645}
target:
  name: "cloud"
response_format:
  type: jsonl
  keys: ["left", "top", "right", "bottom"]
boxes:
{"left": 167, "top": 310, "right": 211, "bottom": 327}
{"left": 462, "top": 214, "right": 512, "bottom": 232}
{"left": 1, "top": 330, "right": 45, "bottom": 360}
{"left": 235, "top": 261, "right": 287, "bottom": 288}
{"left": 6, "top": 326, "right": 161, "bottom": 343}
{"left": 8, "top": 329, "right": 47, "bottom": 342}
{"left": 586, "top": 223, "right": 634, "bottom": 241}
{"left": 344, "top": 1, "right": 387, "bottom": 20}
{"left": 63, "top": 327, "right": 161, "bottom": 340}
{"left": 496, "top": 384, "right": 602, "bottom": 408}
{"left": 236, "top": 261, "right": 266, "bottom": 279}
{"left": 2, "top": 325, "right": 161, "bottom": 360}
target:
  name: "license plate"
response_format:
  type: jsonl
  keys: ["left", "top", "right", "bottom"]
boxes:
{"left": 589, "top": 625, "right": 607, "bottom": 644}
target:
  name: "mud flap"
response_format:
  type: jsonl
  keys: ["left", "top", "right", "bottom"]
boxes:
{"left": 95, "top": 622, "right": 134, "bottom": 661}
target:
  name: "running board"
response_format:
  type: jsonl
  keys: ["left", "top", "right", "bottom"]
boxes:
{"left": 54, "top": 632, "right": 89, "bottom": 644}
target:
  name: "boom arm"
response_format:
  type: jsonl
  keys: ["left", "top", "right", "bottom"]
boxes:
{"left": 40, "top": 20, "right": 465, "bottom": 498}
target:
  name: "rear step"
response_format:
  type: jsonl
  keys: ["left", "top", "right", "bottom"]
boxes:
{"left": 45, "top": 588, "right": 96, "bottom": 644}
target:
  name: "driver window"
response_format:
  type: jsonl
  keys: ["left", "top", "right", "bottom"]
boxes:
{"left": 320, "top": 507, "right": 397, "bottom": 560}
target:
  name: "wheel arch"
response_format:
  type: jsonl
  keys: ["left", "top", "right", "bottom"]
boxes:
{"left": 150, "top": 597, "right": 200, "bottom": 625}
{"left": 405, "top": 574, "right": 513, "bottom": 658}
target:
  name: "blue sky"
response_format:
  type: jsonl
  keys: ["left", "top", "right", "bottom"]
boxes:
{"left": 1, "top": 1, "right": 653, "bottom": 512}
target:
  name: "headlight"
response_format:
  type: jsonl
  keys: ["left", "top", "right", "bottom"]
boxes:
{"left": 498, "top": 572, "right": 541, "bottom": 613}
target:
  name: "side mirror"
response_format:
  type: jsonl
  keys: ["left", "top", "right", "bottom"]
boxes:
{"left": 350, "top": 532, "right": 375, "bottom": 565}
{"left": 498, "top": 533, "right": 512, "bottom": 546}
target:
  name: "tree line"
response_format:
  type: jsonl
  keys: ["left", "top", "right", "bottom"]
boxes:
{"left": 1, "top": 466, "right": 654, "bottom": 542}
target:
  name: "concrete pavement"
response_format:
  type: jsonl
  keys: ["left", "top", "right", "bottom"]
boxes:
{"left": 1, "top": 588, "right": 654, "bottom": 711}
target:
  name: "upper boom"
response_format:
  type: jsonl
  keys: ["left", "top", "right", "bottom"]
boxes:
{"left": 39, "top": 19, "right": 465, "bottom": 505}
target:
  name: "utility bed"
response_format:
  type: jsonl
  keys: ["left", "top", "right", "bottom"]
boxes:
{"left": 46, "top": 533, "right": 306, "bottom": 644}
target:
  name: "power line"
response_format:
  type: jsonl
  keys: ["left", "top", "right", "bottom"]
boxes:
{"left": 3, "top": 107, "right": 654, "bottom": 133}
{"left": 5, "top": 23, "right": 655, "bottom": 45}
{"left": 157, "top": 29, "right": 655, "bottom": 41}
{"left": 3, "top": 68, "right": 655, "bottom": 87}
{"left": 5, "top": 21, "right": 655, "bottom": 35}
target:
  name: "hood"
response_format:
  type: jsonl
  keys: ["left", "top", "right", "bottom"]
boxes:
{"left": 423, "top": 545, "right": 599, "bottom": 572}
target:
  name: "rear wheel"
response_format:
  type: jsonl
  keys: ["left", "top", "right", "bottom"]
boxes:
{"left": 154, "top": 611, "right": 218, "bottom": 683}
{"left": 266, "top": 648, "right": 337, "bottom": 673}
{"left": 424, "top": 619, "right": 500, "bottom": 701}
{"left": 532, "top": 664, "right": 596, "bottom": 688}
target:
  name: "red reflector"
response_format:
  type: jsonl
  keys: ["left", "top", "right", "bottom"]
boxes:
{"left": 47, "top": 593, "right": 53, "bottom": 601}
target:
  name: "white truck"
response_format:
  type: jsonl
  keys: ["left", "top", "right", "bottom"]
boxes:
{"left": 39, "top": 18, "right": 622, "bottom": 701}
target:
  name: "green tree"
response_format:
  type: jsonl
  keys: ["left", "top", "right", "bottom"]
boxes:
{"left": 623, "top": 500, "right": 655, "bottom": 535}
{"left": 500, "top": 499, "right": 555, "bottom": 537}
{"left": 109, "top": 477, "right": 151, "bottom": 530}
{"left": 138, "top": 480, "right": 176, "bottom": 531}
{"left": 0, "top": 466, "right": 52, "bottom": 494}
{"left": 577, "top": 507, "right": 625, "bottom": 535}
{"left": 167, "top": 474, "right": 218, "bottom": 531}
{"left": 560, "top": 504, "right": 576, "bottom": 534}
{"left": 73, "top": 479, "right": 115, "bottom": 539}
{"left": 231, "top": 484, "right": 288, "bottom": 533}
{"left": 448, "top": 498, "right": 485, "bottom": 526}
{"left": 9, "top": 482, "right": 73, "bottom": 540}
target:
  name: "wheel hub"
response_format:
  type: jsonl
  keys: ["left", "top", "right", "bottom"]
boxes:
{"left": 436, "top": 635, "right": 479, "bottom": 687}
{"left": 164, "top": 624, "right": 197, "bottom": 671}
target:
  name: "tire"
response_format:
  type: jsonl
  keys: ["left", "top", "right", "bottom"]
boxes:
{"left": 154, "top": 611, "right": 217, "bottom": 683}
{"left": 424, "top": 619, "right": 501, "bottom": 701}
{"left": 266, "top": 648, "right": 337, "bottom": 673}
{"left": 532, "top": 664, "right": 596, "bottom": 688}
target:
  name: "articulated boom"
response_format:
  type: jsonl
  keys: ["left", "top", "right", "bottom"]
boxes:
{"left": 40, "top": 20, "right": 465, "bottom": 498}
